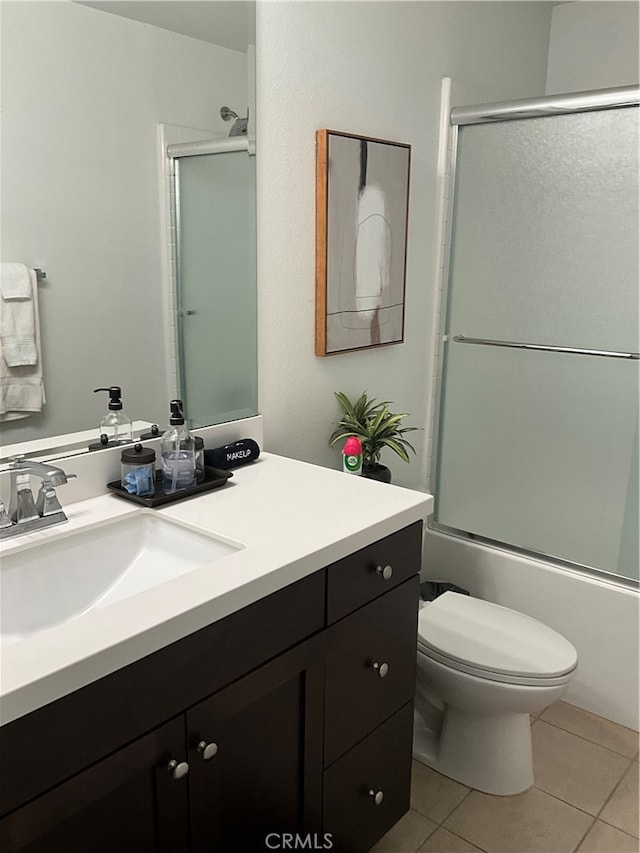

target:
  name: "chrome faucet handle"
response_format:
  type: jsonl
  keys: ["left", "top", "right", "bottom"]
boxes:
{"left": 11, "top": 474, "right": 39, "bottom": 524}
{"left": 8, "top": 454, "right": 27, "bottom": 466}
{"left": 35, "top": 480, "right": 64, "bottom": 517}
{"left": 0, "top": 500, "right": 13, "bottom": 529}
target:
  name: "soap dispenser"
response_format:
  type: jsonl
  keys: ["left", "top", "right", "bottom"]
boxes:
{"left": 161, "top": 400, "right": 196, "bottom": 493}
{"left": 94, "top": 386, "right": 133, "bottom": 445}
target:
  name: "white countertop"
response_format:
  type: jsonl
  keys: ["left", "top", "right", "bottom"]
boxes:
{"left": 0, "top": 453, "right": 432, "bottom": 726}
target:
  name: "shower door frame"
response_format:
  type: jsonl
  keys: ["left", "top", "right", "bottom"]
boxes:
{"left": 428, "top": 84, "right": 640, "bottom": 589}
{"left": 167, "top": 136, "right": 256, "bottom": 426}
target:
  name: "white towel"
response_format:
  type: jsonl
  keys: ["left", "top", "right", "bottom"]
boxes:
{"left": 0, "top": 263, "right": 32, "bottom": 299}
{"left": 0, "top": 266, "right": 37, "bottom": 366}
{"left": 0, "top": 270, "right": 45, "bottom": 421}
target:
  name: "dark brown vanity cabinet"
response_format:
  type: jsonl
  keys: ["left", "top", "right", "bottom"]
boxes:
{"left": 322, "top": 525, "right": 422, "bottom": 853}
{"left": 0, "top": 717, "right": 189, "bottom": 853}
{"left": 0, "top": 636, "right": 325, "bottom": 853}
{"left": 186, "top": 635, "right": 325, "bottom": 852}
{"left": 0, "top": 521, "right": 422, "bottom": 853}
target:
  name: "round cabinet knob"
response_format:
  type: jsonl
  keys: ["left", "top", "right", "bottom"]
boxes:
{"left": 197, "top": 740, "right": 218, "bottom": 761}
{"left": 372, "top": 661, "right": 389, "bottom": 678}
{"left": 167, "top": 759, "right": 189, "bottom": 780}
{"left": 376, "top": 565, "right": 393, "bottom": 580}
{"left": 368, "top": 789, "right": 384, "bottom": 806}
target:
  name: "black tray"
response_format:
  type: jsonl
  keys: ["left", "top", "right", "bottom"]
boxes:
{"left": 107, "top": 466, "right": 233, "bottom": 508}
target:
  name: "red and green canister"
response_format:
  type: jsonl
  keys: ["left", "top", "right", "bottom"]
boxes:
{"left": 342, "top": 436, "right": 363, "bottom": 475}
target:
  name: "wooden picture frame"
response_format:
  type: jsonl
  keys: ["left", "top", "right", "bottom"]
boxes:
{"left": 315, "top": 129, "right": 411, "bottom": 356}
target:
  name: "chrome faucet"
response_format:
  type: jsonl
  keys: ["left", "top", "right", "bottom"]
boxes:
{"left": 1, "top": 455, "right": 77, "bottom": 540}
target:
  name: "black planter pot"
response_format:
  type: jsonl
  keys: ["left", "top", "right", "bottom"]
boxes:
{"left": 362, "top": 463, "right": 392, "bottom": 484}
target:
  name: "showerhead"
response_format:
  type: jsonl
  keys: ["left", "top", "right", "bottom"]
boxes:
{"left": 220, "top": 105, "right": 248, "bottom": 137}
{"left": 229, "top": 117, "right": 248, "bottom": 137}
{"left": 220, "top": 106, "right": 238, "bottom": 122}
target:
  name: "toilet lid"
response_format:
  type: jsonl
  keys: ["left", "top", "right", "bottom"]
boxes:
{"left": 417, "top": 593, "right": 577, "bottom": 680}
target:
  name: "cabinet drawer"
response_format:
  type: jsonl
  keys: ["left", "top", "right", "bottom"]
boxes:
{"left": 323, "top": 702, "right": 414, "bottom": 853}
{"left": 324, "top": 576, "right": 419, "bottom": 767}
{"left": 326, "top": 521, "right": 422, "bottom": 624}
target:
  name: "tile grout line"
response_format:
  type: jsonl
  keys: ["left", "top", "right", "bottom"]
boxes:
{"left": 541, "top": 704, "right": 639, "bottom": 734}
{"left": 594, "top": 819, "right": 640, "bottom": 841}
{"left": 531, "top": 718, "right": 634, "bottom": 820}
{"left": 443, "top": 825, "right": 490, "bottom": 853}
{"left": 416, "top": 816, "right": 439, "bottom": 852}
{"left": 409, "top": 818, "right": 438, "bottom": 853}
{"left": 594, "top": 754, "right": 635, "bottom": 821}
{"left": 410, "top": 783, "right": 474, "bottom": 827}
{"left": 410, "top": 737, "right": 638, "bottom": 852}
{"left": 571, "top": 815, "right": 598, "bottom": 852}
{"left": 439, "top": 786, "right": 474, "bottom": 825}
{"left": 430, "top": 787, "right": 482, "bottom": 850}
{"left": 528, "top": 770, "right": 634, "bottom": 825}
{"left": 537, "top": 717, "right": 640, "bottom": 759}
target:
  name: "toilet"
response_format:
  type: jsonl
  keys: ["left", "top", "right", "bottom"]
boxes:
{"left": 413, "top": 592, "right": 578, "bottom": 796}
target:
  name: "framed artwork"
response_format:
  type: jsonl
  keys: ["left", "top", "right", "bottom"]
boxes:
{"left": 315, "top": 129, "right": 411, "bottom": 356}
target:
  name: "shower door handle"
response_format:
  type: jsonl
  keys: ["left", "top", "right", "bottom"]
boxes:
{"left": 453, "top": 335, "right": 639, "bottom": 360}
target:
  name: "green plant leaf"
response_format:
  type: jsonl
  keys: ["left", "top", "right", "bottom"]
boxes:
{"left": 330, "top": 390, "right": 418, "bottom": 464}
{"left": 334, "top": 391, "right": 356, "bottom": 419}
{"left": 382, "top": 439, "right": 410, "bottom": 463}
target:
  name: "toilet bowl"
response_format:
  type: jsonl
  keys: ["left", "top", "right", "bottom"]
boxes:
{"left": 413, "top": 592, "right": 577, "bottom": 796}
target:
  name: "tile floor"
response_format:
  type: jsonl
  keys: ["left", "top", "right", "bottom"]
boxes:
{"left": 371, "top": 702, "right": 639, "bottom": 853}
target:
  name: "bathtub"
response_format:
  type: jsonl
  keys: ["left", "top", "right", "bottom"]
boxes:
{"left": 423, "top": 527, "right": 639, "bottom": 731}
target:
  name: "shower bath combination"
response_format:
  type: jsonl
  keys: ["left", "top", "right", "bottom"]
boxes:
{"left": 432, "top": 83, "right": 639, "bottom": 585}
{"left": 220, "top": 106, "right": 249, "bottom": 137}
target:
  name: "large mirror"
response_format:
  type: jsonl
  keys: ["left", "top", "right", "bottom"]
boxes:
{"left": 0, "top": 0, "right": 257, "bottom": 458}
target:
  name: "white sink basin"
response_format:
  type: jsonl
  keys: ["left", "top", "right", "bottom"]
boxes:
{"left": 0, "top": 512, "right": 241, "bottom": 645}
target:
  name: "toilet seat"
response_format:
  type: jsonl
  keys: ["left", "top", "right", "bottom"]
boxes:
{"left": 417, "top": 593, "right": 577, "bottom": 687}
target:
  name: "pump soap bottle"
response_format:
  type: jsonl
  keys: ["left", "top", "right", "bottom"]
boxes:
{"left": 161, "top": 400, "right": 196, "bottom": 493}
{"left": 94, "top": 386, "right": 133, "bottom": 446}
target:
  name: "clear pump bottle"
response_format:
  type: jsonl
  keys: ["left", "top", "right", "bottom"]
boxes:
{"left": 161, "top": 400, "right": 196, "bottom": 493}
{"left": 93, "top": 386, "right": 133, "bottom": 445}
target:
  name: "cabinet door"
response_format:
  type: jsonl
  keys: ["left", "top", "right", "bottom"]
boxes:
{"left": 187, "top": 635, "right": 325, "bottom": 852}
{"left": 324, "top": 576, "right": 419, "bottom": 766}
{"left": 0, "top": 717, "right": 189, "bottom": 853}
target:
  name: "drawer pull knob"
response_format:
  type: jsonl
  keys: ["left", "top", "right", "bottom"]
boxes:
{"left": 168, "top": 759, "right": 189, "bottom": 780}
{"left": 376, "top": 565, "right": 393, "bottom": 580}
{"left": 372, "top": 661, "right": 389, "bottom": 678}
{"left": 368, "top": 789, "right": 384, "bottom": 806}
{"left": 197, "top": 741, "right": 218, "bottom": 761}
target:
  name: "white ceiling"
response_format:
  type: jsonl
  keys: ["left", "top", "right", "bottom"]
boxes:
{"left": 77, "top": 1, "right": 255, "bottom": 52}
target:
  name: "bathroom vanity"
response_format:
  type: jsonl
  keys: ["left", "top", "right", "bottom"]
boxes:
{"left": 0, "top": 453, "right": 431, "bottom": 852}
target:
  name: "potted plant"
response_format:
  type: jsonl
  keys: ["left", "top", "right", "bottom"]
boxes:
{"left": 329, "top": 391, "right": 417, "bottom": 483}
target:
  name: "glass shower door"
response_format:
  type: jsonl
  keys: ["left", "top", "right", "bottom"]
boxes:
{"left": 175, "top": 149, "right": 257, "bottom": 428}
{"left": 434, "top": 105, "right": 639, "bottom": 581}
